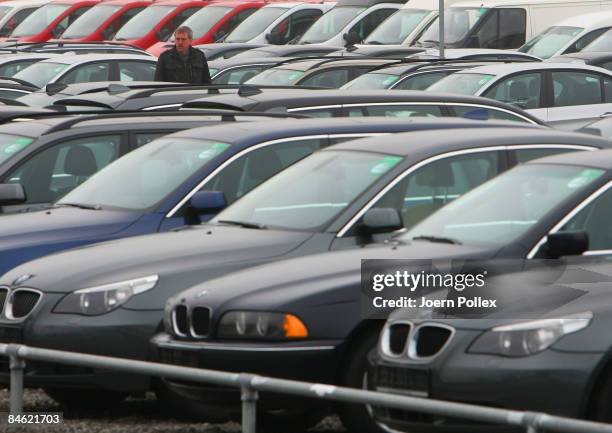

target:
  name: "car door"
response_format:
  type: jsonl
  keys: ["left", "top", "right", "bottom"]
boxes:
{"left": 481, "top": 72, "right": 547, "bottom": 121}
{"left": 117, "top": 60, "right": 157, "bottom": 81}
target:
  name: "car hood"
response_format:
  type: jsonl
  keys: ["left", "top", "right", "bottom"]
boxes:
{"left": 2, "top": 225, "right": 313, "bottom": 300}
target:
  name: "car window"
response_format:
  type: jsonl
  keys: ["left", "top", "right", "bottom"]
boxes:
{"left": 0, "top": 89, "right": 30, "bottom": 100}
{"left": 369, "top": 151, "right": 500, "bottom": 230}
{"left": 271, "top": 9, "right": 322, "bottom": 44}
{"left": 452, "top": 105, "right": 529, "bottom": 123}
{"left": 0, "top": 7, "right": 36, "bottom": 37}
{"left": 134, "top": 132, "right": 170, "bottom": 147}
{"left": 200, "top": 138, "right": 325, "bottom": 205}
{"left": 0, "top": 60, "right": 38, "bottom": 77}
{"left": 347, "top": 104, "right": 443, "bottom": 118}
{"left": 498, "top": 9, "right": 526, "bottom": 48}
{"left": 558, "top": 186, "right": 612, "bottom": 251}
{"left": 513, "top": 147, "right": 582, "bottom": 164}
{"left": 288, "top": 107, "right": 336, "bottom": 118}
{"left": 59, "top": 62, "right": 111, "bottom": 84}
{"left": 119, "top": 6, "right": 145, "bottom": 28}
{"left": 394, "top": 71, "right": 453, "bottom": 90}
{"left": 56, "top": 5, "right": 91, "bottom": 37}
{"left": 349, "top": 8, "right": 396, "bottom": 42}
{"left": 552, "top": 71, "right": 603, "bottom": 107}
{"left": 299, "top": 69, "right": 350, "bottom": 88}
{"left": 212, "top": 65, "right": 268, "bottom": 84}
{"left": 118, "top": 61, "right": 156, "bottom": 81}
{"left": 483, "top": 72, "right": 542, "bottom": 109}
{"left": 6, "top": 135, "right": 121, "bottom": 204}
{"left": 565, "top": 27, "right": 610, "bottom": 54}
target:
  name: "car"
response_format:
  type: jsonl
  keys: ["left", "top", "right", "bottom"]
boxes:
{"left": 0, "top": 118, "right": 563, "bottom": 410}
{"left": 53, "top": 0, "right": 151, "bottom": 42}
{"left": 146, "top": 1, "right": 264, "bottom": 57}
{"left": 0, "top": 52, "right": 59, "bottom": 78}
{"left": 578, "top": 27, "right": 612, "bottom": 57}
{"left": 209, "top": 56, "right": 291, "bottom": 85}
{"left": 182, "top": 88, "right": 545, "bottom": 125}
{"left": 223, "top": 2, "right": 333, "bottom": 45}
{"left": 154, "top": 141, "right": 612, "bottom": 432}
{"left": 111, "top": 0, "right": 207, "bottom": 49}
{"left": 428, "top": 62, "right": 612, "bottom": 128}
{"left": 547, "top": 51, "right": 612, "bottom": 72}
{"left": 0, "top": 110, "right": 255, "bottom": 215}
{"left": 0, "top": 41, "right": 152, "bottom": 55}
{"left": 374, "top": 258, "right": 612, "bottom": 430}
{"left": 231, "top": 44, "right": 340, "bottom": 59}
{"left": 194, "top": 42, "right": 267, "bottom": 61}
{"left": 4, "top": 0, "right": 100, "bottom": 43}
{"left": 0, "top": 0, "right": 48, "bottom": 40}
{"left": 327, "top": 45, "right": 424, "bottom": 57}
{"left": 245, "top": 58, "right": 408, "bottom": 88}
{"left": 410, "top": 48, "right": 541, "bottom": 61}
{"left": 519, "top": 10, "right": 612, "bottom": 59}
{"left": 12, "top": 53, "right": 157, "bottom": 89}
{"left": 297, "top": 0, "right": 403, "bottom": 47}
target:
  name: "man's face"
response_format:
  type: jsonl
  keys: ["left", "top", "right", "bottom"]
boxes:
{"left": 175, "top": 32, "right": 192, "bottom": 55}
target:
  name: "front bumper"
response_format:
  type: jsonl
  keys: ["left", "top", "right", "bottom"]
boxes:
{"left": 151, "top": 332, "right": 344, "bottom": 412}
{"left": 0, "top": 296, "right": 163, "bottom": 393}
{"left": 373, "top": 329, "right": 604, "bottom": 433}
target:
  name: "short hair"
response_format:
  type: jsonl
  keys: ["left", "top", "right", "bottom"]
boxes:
{"left": 174, "top": 26, "right": 193, "bottom": 39}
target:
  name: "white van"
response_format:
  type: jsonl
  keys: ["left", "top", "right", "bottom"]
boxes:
{"left": 519, "top": 10, "right": 612, "bottom": 59}
{"left": 0, "top": 0, "right": 47, "bottom": 39}
{"left": 414, "top": 0, "right": 612, "bottom": 50}
{"left": 362, "top": 0, "right": 461, "bottom": 46}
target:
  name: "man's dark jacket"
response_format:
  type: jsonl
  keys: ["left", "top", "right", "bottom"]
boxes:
{"left": 154, "top": 46, "right": 211, "bottom": 84}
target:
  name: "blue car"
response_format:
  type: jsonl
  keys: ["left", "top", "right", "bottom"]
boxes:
{"left": 0, "top": 117, "right": 535, "bottom": 275}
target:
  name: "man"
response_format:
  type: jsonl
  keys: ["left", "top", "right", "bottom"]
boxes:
{"left": 155, "top": 26, "right": 211, "bottom": 84}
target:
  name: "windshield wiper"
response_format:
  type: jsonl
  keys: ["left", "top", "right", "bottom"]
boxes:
{"left": 56, "top": 203, "right": 102, "bottom": 210}
{"left": 366, "top": 40, "right": 384, "bottom": 45}
{"left": 216, "top": 220, "right": 267, "bottom": 229}
{"left": 412, "top": 235, "right": 461, "bottom": 245}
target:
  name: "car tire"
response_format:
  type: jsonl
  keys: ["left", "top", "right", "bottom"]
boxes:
{"left": 44, "top": 388, "right": 127, "bottom": 411}
{"left": 337, "top": 328, "right": 384, "bottom": 433}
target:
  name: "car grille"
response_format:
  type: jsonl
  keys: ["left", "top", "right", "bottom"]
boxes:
{"left": 172, "top": 305, "right": 211, "bottom": 339}
{"left": 382, "top": 322, "right": 453, "bottom": 359}
{"left": 0, "top": 288, "right": 8, "bottom": 314}
{"left": 10, "top": 290, "right": 41, "bottom": 319}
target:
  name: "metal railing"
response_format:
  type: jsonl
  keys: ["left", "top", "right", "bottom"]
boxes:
{"left": 1, "top": 343, "right": 611, "bottom": 433}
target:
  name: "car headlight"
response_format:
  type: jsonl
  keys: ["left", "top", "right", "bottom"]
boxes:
{"left": 217, "top": 311, "right": 308, "bottom": 340}
{"left": 53, "top": 275, "right": 159, "bottom": 316}
{"left": 468, "top": 312, "right": 592, "bottom": 357}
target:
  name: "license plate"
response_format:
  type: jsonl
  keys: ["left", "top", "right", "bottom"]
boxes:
{"left": 159, "top": 348, "right": 199, "bottom": 368}
{"left": 375, "top": 365, "right": 429, "bottom": 397}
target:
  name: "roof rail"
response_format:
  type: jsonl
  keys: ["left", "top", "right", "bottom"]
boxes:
{"left": 41, "top": 110, "right": 310, "bottom": 135}
{"left": 124, "top": 84, "right": 325, "bottom": 100}
{"left": 366, "top": 56, "right": 541, "bottom": 73}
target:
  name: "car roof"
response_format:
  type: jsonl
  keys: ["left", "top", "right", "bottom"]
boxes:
{"left": 36, "top": 53, "right": 157, "bottom": 64}
{"left": 1, "top": 0, "right": 48, "bottom": 7}
{"left": 0, "top": 53, "right": 56, "bottom": 62}
{"left": 526, "top": 147, "right": 612, "bottom": 169}
{"left": 210, "top": 56, "right": 287, "bottom": 69}
{"left": 362, "top": 61, "right": 481, "bottom": 75}
{"left": 275, "top": 58, "right": 396, "bottom": 72}
{"left": 549, "top": 52, "right": 612, "bottom": 63}
{"left": 456, "top": 62, "right": 612, "bottom": 76}
{"left": 330, "top": 127, "right": 612, "bottom": 158}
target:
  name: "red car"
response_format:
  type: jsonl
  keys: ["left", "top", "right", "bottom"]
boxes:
{"left": 111, "top": 0, "right": 209, "bottom": 49}
{"left": 147, "top": 0, "right": 264, "bottom": 57}
{"left": 53, "top": 0, "right": 152, "bottom": 42}
{"left": 3, "top": 0, "right": 100, "bottom": 43}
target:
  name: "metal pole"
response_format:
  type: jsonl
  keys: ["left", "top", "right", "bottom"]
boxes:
{"left": 439, "top": 0, "right": 445, "bottom": 58}
{"left": 239, "top": 374, "right": 258, "bottom": 433}
{"left": 7, "top": 345, "right": 25, "bottom": 415}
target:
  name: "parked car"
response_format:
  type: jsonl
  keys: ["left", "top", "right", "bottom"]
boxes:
{"left": 209, "top": 56, "right": 290, "bottom": 84}
{"left": 0, "top": 119, "right": 578, "bottom": 415}
{"left": 0, "top": 0, "right": 47, "bottom": 39}
{"left": 154, "top": 141, "right": 612, "bottom": 432}
{"left": 328, "top": 45, "right": 424, "bottom": 57}
{"left": 518, "top": 10, "right": 612, "bottom": 59}
{"left": 0, "top": 41, "right": 151, "bottom": 55}
{"left": 182, "top": 88, "right": 545, "bottom": 125}
{"left": 297, "top": 0, "right": 403, "bottom": 46}
{"left": 428, "top": 63, "right": 612, "bottom": 128}
{"left": 579, "top": 27, "right": 612, "bottom": 56}
{"left": 547, "top": 51, "right": 612, "bottom": 72}
{"left": 232, "top": 44, "right": 340, "bottom": 59}
{"left": 4, "top": 0, "right": 100, "bottom": 43}
{"left": 410, "top": 48, "right": 541, "bottom": 61}
{"left": 194, "top": 42, "right": 266, "bottom": 61}
{"left": 54, "top": 0, "right": 151, "bottom": 42}
{"left": 147, "top": 1, "right": 264, "bottom": 57}
{"left": 12, "top": 53, "right": 157, "bottom": 88}
{"left": 112, "top": 0, "right": 207, "bottom": 49}
{"left": 223, "top": 2, "right": 333, "bottom": 45}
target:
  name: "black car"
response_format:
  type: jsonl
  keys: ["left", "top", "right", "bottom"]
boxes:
{"left": 0, "top": 122, "right": 604, "bottom": 416}
{"left": 154, "top": 145, "right": 612, "bottom": 432}
{"left": 182, "top": 88, "right": 545, "bottom": 125}
{"left": 0, "top": 111, "right": 258, "bottom": 213}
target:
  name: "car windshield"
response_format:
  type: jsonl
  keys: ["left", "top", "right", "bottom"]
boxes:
{"left": 400, "top": 164, "right": 605, "bottom": 246}
{"left": 519, "top": 26, "right": 583, "bottom": 58}
{"left": 58, "top": 138, "right": 233, "bottom": 211}
{"left": 225, "top": 7, "right": 286, "bottom": 42}
{"left": 580, "top": 28, "right": 612, "bottom": 52}
{"left": 299, "top": 7, "right": 365, "bottom": 44}
{"left": 342, "top": 72, "right": 399, "bottom": 89}
{"left": 0, "top": 134, "right": 35, "bottom": 165}
{"left": 0, "top": 5, "right": 13, "bottom": 22}
{"left": 174, "top": 6, "right": 233, "bottom": 40}
{"left": 212, "top": 150, "right": 403, "bottom": 231}
{"left": 427, "top": 72, "right": 494, "bottom": 95}
{"left": 62, "top": 4, "right": 122, "bottom": 38}
{"left": 114, "top": 5, "right": 176, "bottom": 40}
{"left": 417, "top": 7, "right": 489, "bottom": 45}
{"left": 245, "top": 68, "right": 305, "bottom": 85}
{"left": 364, "top": 8, "right": 430, "bottom": 44}
{"left": 12, "top": 3, "right": 70, "bottom": 37}
{"left": 13, "top": 62, "right": 69, "bottom": 88}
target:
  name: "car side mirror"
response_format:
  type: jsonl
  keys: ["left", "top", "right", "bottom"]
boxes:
{"left": 0, "top": 184, "right": 26, "bottom": 206}
{"left": 360, "top": 208, "right": 403, "bottom": 235}
{"left": 190, "top": 191, "right": 227, "bottom": 213}
{"left": 343, "top": 31, "right": 360, "bottom": 48}
{"left": 544, "top": 231, "right": 589, "bottom": 259}
{"left": 265, "top": 32, "right": 281, "bottom": 45}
